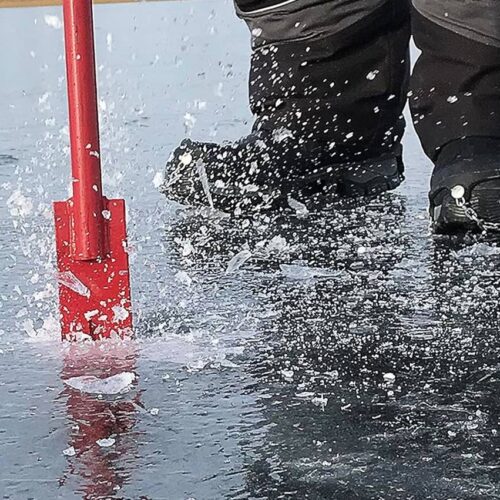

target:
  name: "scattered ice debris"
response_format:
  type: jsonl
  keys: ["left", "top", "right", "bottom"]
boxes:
{"left": 226, "top": 250, "right": 252, "bottom": 274}
{"left": 453, "top": 243, "right": 500, "bottom": 259}
{"left": 280, "top": 263, "right": 342, "bottom": 280}
{"left": 64, "top": 372, "right": 136, "bottom": 395}
{"left": 150, "top": 408, "right": 160, "bottom": 416}
{"left": 175, "top": 270, "right": 193, "bottom": 286}
{"left": 96, "top": 438, "right": 115, "bottom": 448}
{"left": 161, "top": 373, "right": 170, "bottom": 382}
{"left": 366, "top": 70, "right": 379, "bottom": 80}
{"left": 312, "top": 395, "right": 328, "bottom": 410}
{"left": 57, "top": 271, "right": 91, "bottom": 298}
{"left": 63, "top": 446, "right": 76, "bottom": 457}
{"left": 44, "top": 14, "right": 62, "bottom": 29}
{"left": 287, "top": 196, "right": 309, "bottom": 216}
{"left": 447, "top": 95, "right": 459, "bottom": 104}
{"left": 196, "top": 159, "right": 214, "bottom": 209}
{"left": 383, "top": 373, "right": 396, "bottom": 384}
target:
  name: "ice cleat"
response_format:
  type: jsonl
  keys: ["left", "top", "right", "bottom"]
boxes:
{"left": 429, "top": 138, "right": 500, "bottom": 233}
{"left": 162, "top": 130, "right": 404, "bottom": 214}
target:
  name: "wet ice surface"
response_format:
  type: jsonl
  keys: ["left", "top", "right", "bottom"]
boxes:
{"left": 1, "top": 1, "right": 500, "bottom": 499}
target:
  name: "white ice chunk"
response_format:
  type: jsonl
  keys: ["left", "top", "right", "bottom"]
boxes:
{"left": 7, "top": 190, "right": 33, "bottom": 218}
{"left": 454, "top": 243, "right": 500, "bottom": 259}
{"left": 64, "top": 372, "right": 136, "bottom": 395}
{"left": 106, "top": 33, "right": 113, "bottom": 52}
{"left": 96, "top": 438, "right": 115, "bottom": 448}
{"left": 186, "top": 358, "right": 209, "bottom": 372}
{"left": 175, "top": 270, "right": 193, "bottom": 286}
{"left": 57, "top": 271, "right": 90, "bottom": 298}
{"left": 63, "top": 446, "right": 76, "bottom": 457}
{"left": 383, "top": 372, "right": 396, "bottom": 384}
{"left": 296, "top": 391, "right": 316, "bottom": 399}
{"left": 84, "top": 309, "right": 99, "bottom": 321}
{"left": 272, "top": 127, "right": 294, "bottom": 143}
{"left": 152, "top": 171, "right": 164, "bottom": 189}
{"left": 280, "top": 263, "right": 342, "bottom": 280}
{"left": 226, "top": 250, "right": 252, "bottom": 274}
{"left": 280, "top": 369, "right": 294, "bottom": 381}
{"left": 22, "top": 319, "right": 37, "bottom": 338}
{"left": 179, "top": 152, "right": 193, "bottom": 166}
{"left": 196, "top": 159, "right": 214, "bottom": 209}
{"left": 311, "top": 395, "right": 328, "bottom": 409}
{"left": 175, "top": 238, "right": 194, "bottom": 257}
{"left": 44, "top": 14, "right": 62, "bottom": 29}
{"left": 112, "top": 305, "right": 130, "bottom": 323}
{"left": 184, "top": 112, "right": 197, "bottom": 133}
{"left": 287, "top": 196, "right": 309, "bottom": 216}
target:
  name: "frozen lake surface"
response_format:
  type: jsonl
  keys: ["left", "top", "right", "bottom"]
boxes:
{"left": 1, "top": 1, "right": 500, "bottom": 498}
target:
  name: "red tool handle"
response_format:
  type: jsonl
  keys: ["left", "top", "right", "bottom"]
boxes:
{"left": 63, "top": 0, "right": 105, "bottom": 261}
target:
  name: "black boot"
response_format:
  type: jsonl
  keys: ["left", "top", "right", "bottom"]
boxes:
{"left": 162, "top": 131, "right": 404, "bottom": 213}
{"left": 429, "top": 138, "right": 500, "bottom": 233}
{"left": 163, "top": 0, "right": 410, "bottom": 213}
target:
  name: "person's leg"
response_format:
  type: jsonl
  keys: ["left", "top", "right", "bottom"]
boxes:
{"left": 235, "top": 0, "right": 410, "bottom": 159}
{"left": 410, "top": 1, "right": 500, "bottom": 232}
{"left": 164, "top": 0, "right": 411, "bottom": 213}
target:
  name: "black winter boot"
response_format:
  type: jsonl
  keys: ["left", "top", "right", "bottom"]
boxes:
{"left": 429, "top": 138, "right": 500, "bottom": 233}
{"left": 163, "top": 131, "right": 404, "bottom": 213}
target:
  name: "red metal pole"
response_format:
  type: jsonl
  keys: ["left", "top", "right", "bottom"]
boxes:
{"left": 55, "top": 0, "right": 132, "bottom": 339}
{"left": 63, "top": 0, "right": 105, "bottom": 261}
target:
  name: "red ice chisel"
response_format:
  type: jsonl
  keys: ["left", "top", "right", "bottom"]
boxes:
{"left": 54, "top": 0, "right": 132, "bottom": 340}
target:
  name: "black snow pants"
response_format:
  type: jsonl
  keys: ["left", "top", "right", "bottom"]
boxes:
{"left": 234, "top": 0, "right": 500, "bottom": 163}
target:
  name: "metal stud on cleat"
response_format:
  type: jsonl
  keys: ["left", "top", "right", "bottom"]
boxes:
{"left": 451, "top": 185, "right": 466, "bottom": 200}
